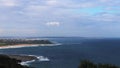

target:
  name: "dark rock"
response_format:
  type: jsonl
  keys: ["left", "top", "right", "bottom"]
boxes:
{"left": 0, "top": 54, "right": 30, "bottom": 68}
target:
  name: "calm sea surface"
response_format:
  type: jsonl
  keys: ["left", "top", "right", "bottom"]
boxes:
{"left": 0, "top": 37, "right": 120, "bottom": 68}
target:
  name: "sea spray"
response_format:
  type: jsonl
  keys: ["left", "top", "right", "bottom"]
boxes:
{"left": 20, "top": 60, "right": 35, "bottom": 66}
{"left": 37, "top": 56, "right": 50, "bottom": 62}
{"left": 20, "top": 55, "right": 50, "bottom": 66}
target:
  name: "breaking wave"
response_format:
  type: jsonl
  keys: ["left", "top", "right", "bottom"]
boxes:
{"left": 20, "top": 55, "right": 50, "bottom": 66}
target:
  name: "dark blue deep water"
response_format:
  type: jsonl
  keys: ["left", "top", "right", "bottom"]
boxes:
{"left": 0, "top": 37, "right": 120, "bottom": 68}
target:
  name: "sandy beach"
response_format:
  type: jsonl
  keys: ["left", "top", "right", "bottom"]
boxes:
{"left": 0, "top": 44, "right": 40, "bottom": 49}
{"left": 0, "top": 43, "right": 60, "bottom": 49}
{"left": 0, "top": 44, "right": 57, "bottom": 49}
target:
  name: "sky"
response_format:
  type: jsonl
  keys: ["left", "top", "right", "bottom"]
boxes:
{"left": 0, "top": 0, "right": 120, "bottom": 37}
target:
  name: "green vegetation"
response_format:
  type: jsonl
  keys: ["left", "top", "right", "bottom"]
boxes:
{"left": 0, "top": 39, "right": 53, "bottom": 46}
{"left": 0, "top": 43, "right": 7, "bottom": 46}
{"left": 78, "top": 60, "right": 119, "bottom": 68}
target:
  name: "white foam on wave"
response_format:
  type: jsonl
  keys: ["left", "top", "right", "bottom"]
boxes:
{"left": 40, "top": 43, "right": 61, "bottom": 46}
{"left": 19, "top": 55, "right": 50, "bottom": 66}
{"left": 37, "top": 56, "right": 50, "bottom": 61}
{"left": 28, "top": 55, "right": 50, "bottom": 62}
{"left": 20, "top": 60, "right": 35, "bottom": 66}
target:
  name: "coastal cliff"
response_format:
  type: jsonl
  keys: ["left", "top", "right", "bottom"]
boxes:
{"left": 0, "top": 54, "right": 31, "bottom": 68}
{"left": 0, "top": 39, "right": 53, "bottom": 68}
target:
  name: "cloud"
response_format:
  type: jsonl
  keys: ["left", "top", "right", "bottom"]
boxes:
{"left": 0, "top": 29, "right": 39, "bottom": 36}
{"left": 23, "top": 5, "right": 49, "bottom": 16}
{"left": 99, "top": 0, "right": 109, "bottom": 2}
{"left": 90, "top": 12, "right": 120, "bottom": 22}
{"left": 46, "top": 0, "right": 58, "bottom": 6}
{"left": 46, "top": 22, "right": 60, "bottom": 26}
{"left": 45, "top": 0, "right": 96, "bottom": 8}
{"left": 0, "top": 0, "right": 120, "bottom": 37}
{"left": 20, "top": 0, "right": 120, "bottom": 18}
{"left": 0, "top": 0, "right": 18, "bottom": 7}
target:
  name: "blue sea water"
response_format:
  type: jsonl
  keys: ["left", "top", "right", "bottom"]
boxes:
{"left": 0, "top": 37, "right": 120, "bottom": 68}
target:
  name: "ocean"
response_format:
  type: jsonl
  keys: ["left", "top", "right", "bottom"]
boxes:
{"left": 0, "top": 37, "right": 120, "bottom": 68}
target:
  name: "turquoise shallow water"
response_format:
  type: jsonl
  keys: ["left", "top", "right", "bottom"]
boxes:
{"left": 0, "top": 37, "right": 120, "bottom": 68}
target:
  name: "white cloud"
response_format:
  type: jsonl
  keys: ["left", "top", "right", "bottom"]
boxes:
{"left": 0, "top": 0, "right": 18, "bottom": 7}
{"left": 90, "top": 13, "right": 120, "bottom": 22}
{"left": 45, "top": 0, "right": 96, "bottom": 8}
{"left": 99, "top": 0, "right": 109, "bottom": 2}
{"left": 46, "top": 22, "right": 60, "bottom": 26}
{"left": 80, "top": 2, "right": 96, "bottom": 8}
{"left": 0, "top": 29, "right": 38, "bottom": 36}
{"left": 46, "top": 0, "right": 58, "bottom": 6}
{"left": 22, "top": 0, "right": 96, "bottom": 17}
{"left": 23, "top": 5, "right": 50, "bottom": 16}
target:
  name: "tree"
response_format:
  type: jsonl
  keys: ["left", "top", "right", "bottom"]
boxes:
{"left": 78, "top": 60, "right": 119, "bottom": 68}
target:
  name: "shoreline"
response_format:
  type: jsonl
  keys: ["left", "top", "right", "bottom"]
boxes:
{"left": 0, "top": 44, "right": 39, "bottom": 49}
{"left": 0, "top": 54, "right": 36, "bottom": 68}
{"left": 0, "top": 43, "right": 60, "bottom": 49}
{"left": 0, "top": 54, "right": 50, "bottom": 68}
{"left": 7, "top": 54, "right": 38, "bottom": 62}
{"left": 6, "top": 54, "right": 50, "bottom": 65}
